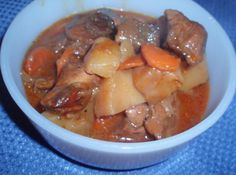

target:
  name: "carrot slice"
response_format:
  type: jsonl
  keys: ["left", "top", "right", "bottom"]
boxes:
{"left": 91, "top": 114, "right": 124, "bottom": 141}
{"left": 23, "top": 47, "right": 56, "bottom": 76}
{"left": 56, "top": 47, "right": 74, "bottom": 76}
{"left": 93, "top": 114, "right": 124, "bottom": 132}
{"left": 118, "top": 55, "right": 146, "bottom": 70}
{"left": 141, "top": 44, "right": 181, "bottom": 71}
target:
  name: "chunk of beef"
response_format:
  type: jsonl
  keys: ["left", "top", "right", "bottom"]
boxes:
{"left": 92, "top": 113, "right": 152, "bottom": 142}
{"left": 96, "top": 8, "right": 123, "bottom": 26}
{"left": 65, "top": 11, "right": 116, "bottom": 58}
{"left": 125, "top": 103, "right": 150, "bottom": 128}
{"left": 105, "top": 103, "right": 152, "bottom": 142}
{"left": 40, "top": 34, "right": 68, "bottom": 56}
{"left": 115, "top": 16, "right": 166, "bottom": 51}
{"left": 41, "top": 82, "right": 92, "bottom": 113}
{"left": 155, "top": 16, "right": 168, "bottom": 45}
{"left": 55, "top": 60, "right": 100, "bottom": 87}
{"left": 34, "top": 78, "right": 55, "bottom": 90}
{"left": 111, "top": 117, "right": 152, "bottom": 142}
{"left": 164, "top": 9, "right": 207, "bottom": 65}
{"left": 144, "top": 94, "right": 179, "bottom": 139}
{"left": 41, "top": 61, "right": 100, "bottom": 114}
{"left": 118, "top": 121, "right": 151, "bottom": 142}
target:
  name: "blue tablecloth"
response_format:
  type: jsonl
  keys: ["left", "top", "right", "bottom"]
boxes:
{"left": 0, "top": 0, "right": 236, "bottom": 174}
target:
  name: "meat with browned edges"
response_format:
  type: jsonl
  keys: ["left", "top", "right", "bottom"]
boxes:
{"left": 164, "top": 9, "right": 207, "bottom": 65}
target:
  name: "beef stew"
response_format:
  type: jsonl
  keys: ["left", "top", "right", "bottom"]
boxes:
{"left": 21, "top": 9, "right": 209, "bottom": 142}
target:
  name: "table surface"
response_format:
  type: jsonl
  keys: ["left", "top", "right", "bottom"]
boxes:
{"left": 0, "top": 0, "right": 236, "bottom": 175}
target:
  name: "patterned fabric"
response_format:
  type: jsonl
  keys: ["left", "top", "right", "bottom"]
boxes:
{"left": 0, "top": 0, "right": 236, "bottom": 174}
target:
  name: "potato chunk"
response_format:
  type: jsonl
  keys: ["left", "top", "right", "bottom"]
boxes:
{"left": 95, "top": 70, "right": 146, "bottom": 117}
{"left": 120, "top": 40, "right": 135, "bottom": 62}
{"left": 180, "top": 60, "right": 208, "bottom": 91}
{"left": 133, "top": 66, "right": 183, "bottom": 104}
{"left": 85, "top": 37, "right": 120, "bottom": 78}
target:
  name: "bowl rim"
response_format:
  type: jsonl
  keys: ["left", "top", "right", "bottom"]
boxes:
{"left": 1, "top": 0, "right": 236, "bottom": 154}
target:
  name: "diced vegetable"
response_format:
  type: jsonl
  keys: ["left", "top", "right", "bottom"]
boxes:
{"left": 95, "top": 70, "right": 146, "bottom": 117}
{"left": 180, "top": 60, "right": 208, "bottom": 91}
{"left": 23, "top": 47, "right": 57, "bottom": 77}
{"left": 120, "top": 40, "right": 135, "bottom": 62}
{"left": 133, "top": 66, "right": 183, "bottom": 104}
{"left": 118, "top": 55, "right": 146, "bottom": 70}
{"left": 84, "top": 37, "right": 120, "bottom": 78}
{"left": 141, "top": 44, "right": 181, "bottom": 72}
{"left": 91, "top": 114, "right": 125, "bottom": 141}
{"left": 93, "top": 114, "right": 124, "bottom": 132}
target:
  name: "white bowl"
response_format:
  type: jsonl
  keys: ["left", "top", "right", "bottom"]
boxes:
{"left": 1, "top": 0, "right": 236, "bottom": 170}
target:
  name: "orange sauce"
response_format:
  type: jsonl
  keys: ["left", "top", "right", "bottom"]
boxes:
{"left": 176, "top": 83, "right": 209, "bottom": 133}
